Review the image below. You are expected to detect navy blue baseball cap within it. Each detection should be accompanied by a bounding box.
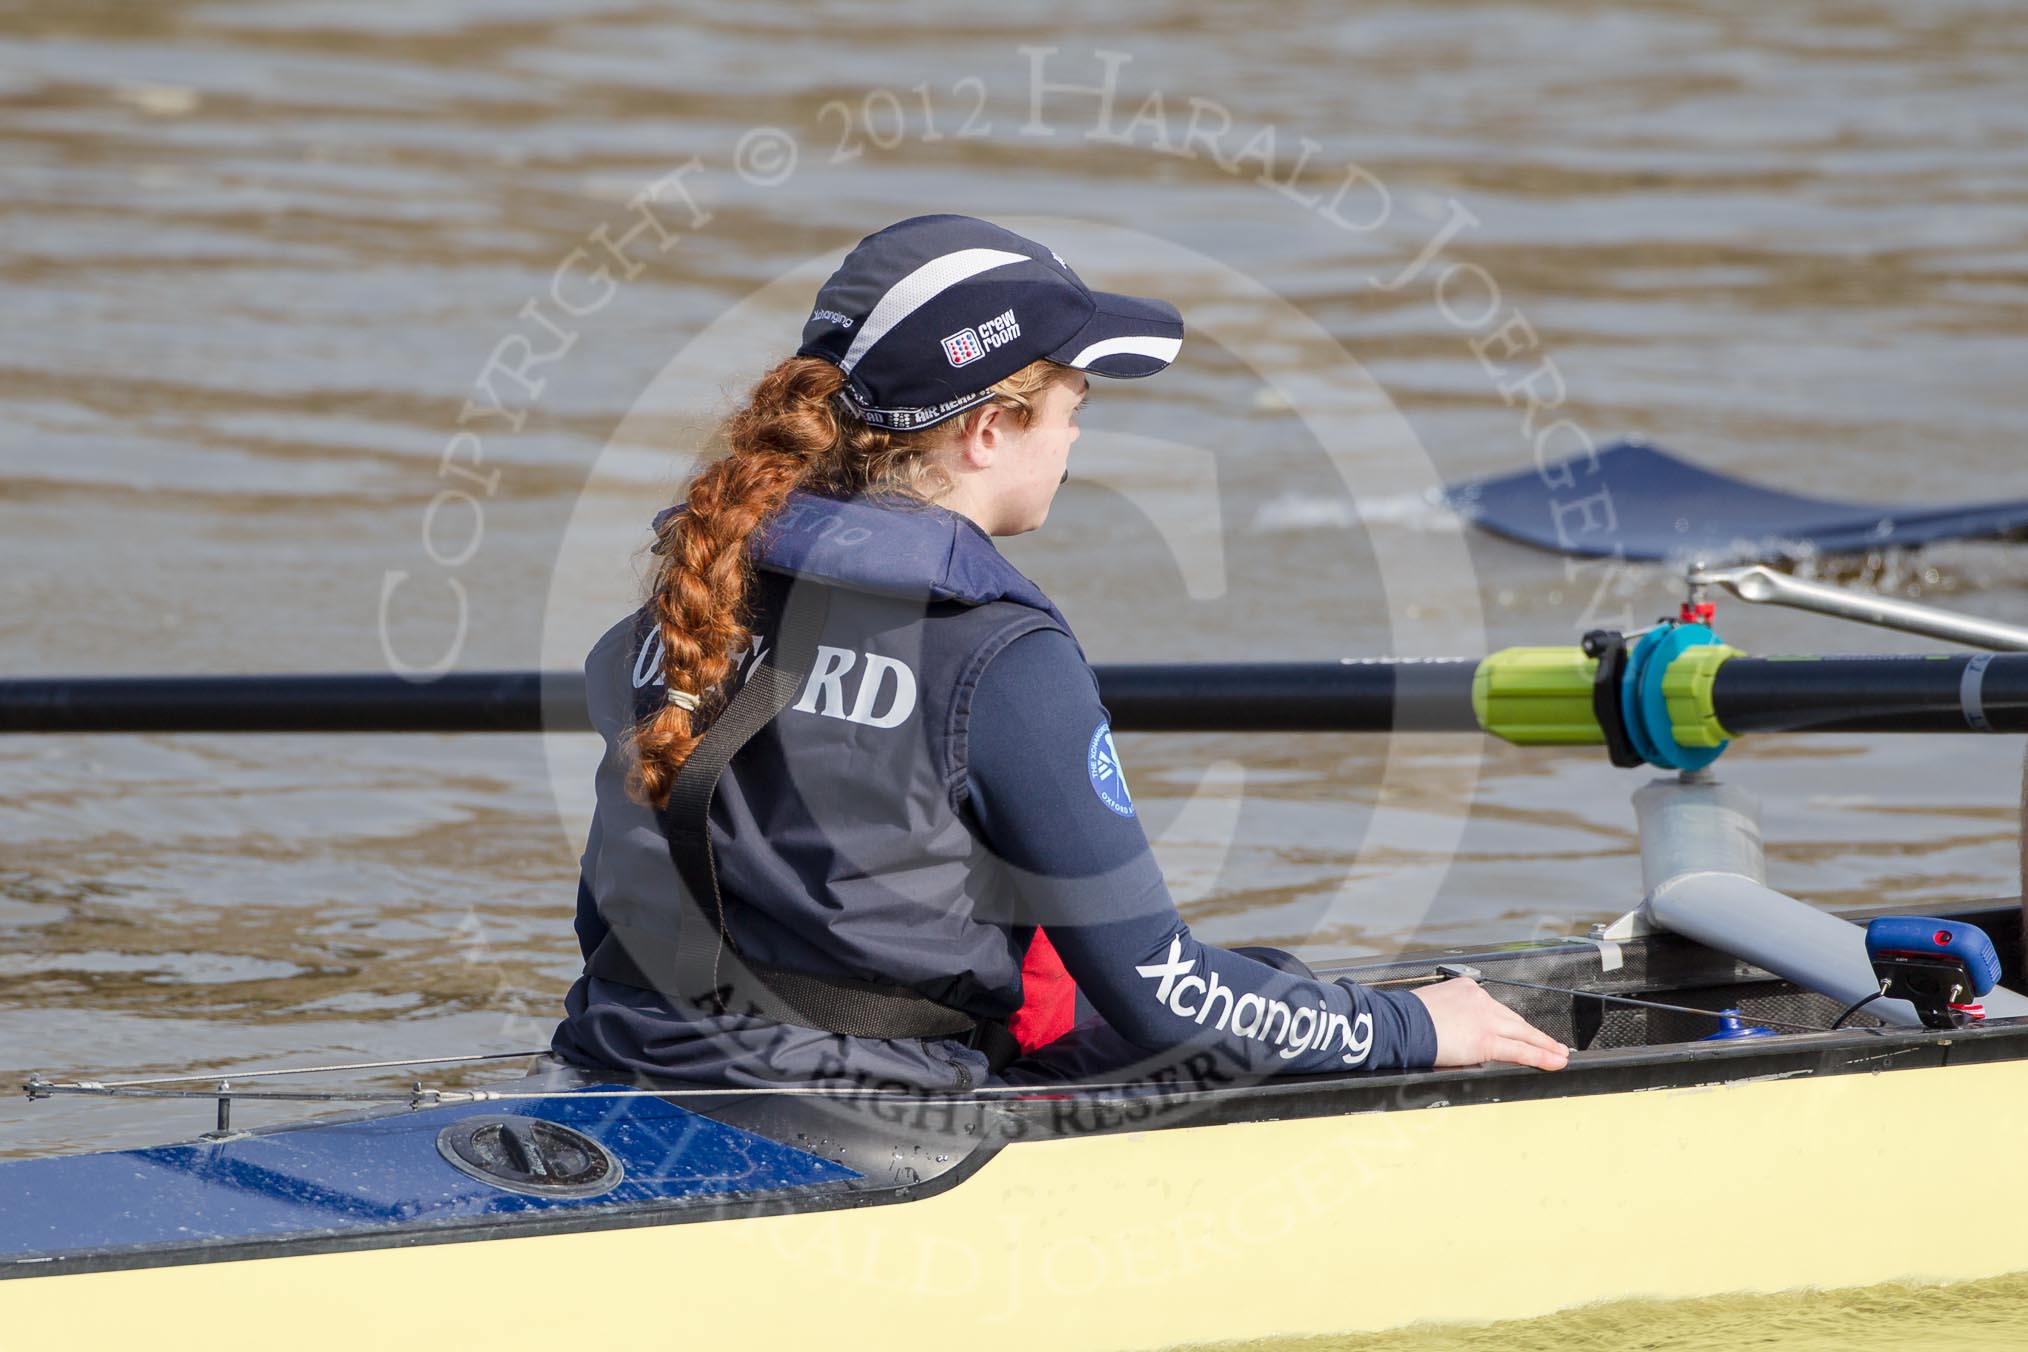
[797,215,1184,431]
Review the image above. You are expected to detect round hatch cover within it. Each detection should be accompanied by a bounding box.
[435,1115,623,1199]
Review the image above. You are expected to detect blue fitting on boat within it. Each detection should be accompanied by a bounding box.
[1620,623,1729,772]
[1701,1009,1778,1041]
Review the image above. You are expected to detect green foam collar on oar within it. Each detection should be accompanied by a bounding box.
[1471,646,1605,746]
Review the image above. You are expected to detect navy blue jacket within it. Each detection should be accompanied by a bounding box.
[551,492,1436,1086]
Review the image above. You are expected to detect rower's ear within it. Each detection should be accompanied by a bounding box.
[949,402,1011,470]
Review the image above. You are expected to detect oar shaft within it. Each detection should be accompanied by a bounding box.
[0,665,1483,736]
[2,653,2022,737]
[0,673,580,735]
[1096,661,1481,732]
[1714,654,2028,735]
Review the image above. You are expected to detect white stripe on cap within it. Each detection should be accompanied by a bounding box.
[837,248,1029,375]
[1063,335,1183,369]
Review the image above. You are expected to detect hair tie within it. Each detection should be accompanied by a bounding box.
[666,688,701,712]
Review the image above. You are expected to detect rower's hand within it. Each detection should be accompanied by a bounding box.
[1410,977,1570,1071]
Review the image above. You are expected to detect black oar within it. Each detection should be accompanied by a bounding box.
[0,666,1471,736]
[0,653,2023,736]
[0,672,586,735]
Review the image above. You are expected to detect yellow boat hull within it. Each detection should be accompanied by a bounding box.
[9,1055,2023,1350]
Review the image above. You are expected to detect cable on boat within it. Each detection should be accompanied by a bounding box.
[86,1049,554,1088]
[24,971,1855,1114]
[1830,991,1887,1030]
[20,1074,1232,1110]
[1434,964,1837,1034]
[26,1082,464,1106]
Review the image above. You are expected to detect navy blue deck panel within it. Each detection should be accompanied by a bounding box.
[1444,442,2028,564]
[0,1090,857,1265]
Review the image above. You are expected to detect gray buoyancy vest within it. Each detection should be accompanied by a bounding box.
[555,492,1074,1086]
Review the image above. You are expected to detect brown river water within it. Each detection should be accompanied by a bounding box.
[3,1,2027,1344]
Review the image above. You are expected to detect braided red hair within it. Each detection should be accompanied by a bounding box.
[625,354,1071,808]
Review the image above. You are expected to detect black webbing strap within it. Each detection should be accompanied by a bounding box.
[1583,628,1646,769]
[589,584,979,1042]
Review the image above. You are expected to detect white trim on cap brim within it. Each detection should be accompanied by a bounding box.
[1062,335,1183,370]
[837,247,1029,375]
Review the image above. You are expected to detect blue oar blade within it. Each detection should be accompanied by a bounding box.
[1443,442,2028,564]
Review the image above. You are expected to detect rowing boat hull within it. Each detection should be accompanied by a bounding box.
[8,906,2028,1347]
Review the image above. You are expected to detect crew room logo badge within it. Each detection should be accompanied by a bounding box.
[941,327,985,367]
[1087,721,1135,817]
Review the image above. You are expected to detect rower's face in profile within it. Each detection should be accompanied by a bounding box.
[995,372,1086,535]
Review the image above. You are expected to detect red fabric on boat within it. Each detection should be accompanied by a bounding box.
[1008,927,1078,1054]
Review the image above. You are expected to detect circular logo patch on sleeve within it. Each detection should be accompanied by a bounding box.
[1086,721,1136,818]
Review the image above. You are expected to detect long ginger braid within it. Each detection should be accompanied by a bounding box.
[625,354,1072,809]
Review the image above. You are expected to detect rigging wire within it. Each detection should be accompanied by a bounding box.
[1434,964,1837,1034]
[26,969,1908,1114]
[22,1076,1224,1107]
[87,1049,552,1088]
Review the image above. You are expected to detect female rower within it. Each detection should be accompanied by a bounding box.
[550,214,1568,1089]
